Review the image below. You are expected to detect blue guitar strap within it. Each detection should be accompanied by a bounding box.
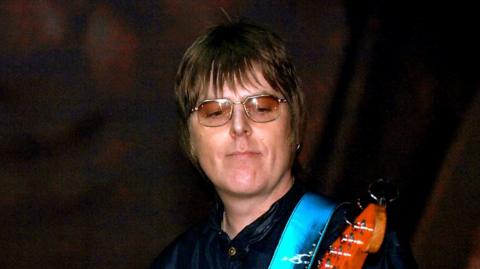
[268,192,336,269]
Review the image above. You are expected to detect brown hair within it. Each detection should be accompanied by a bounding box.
[175,20,305,170]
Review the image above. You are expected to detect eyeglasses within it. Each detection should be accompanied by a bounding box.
[191,94,288,127]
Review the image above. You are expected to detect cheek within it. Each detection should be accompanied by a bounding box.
[272,116,295,160]
[274,132,294,158]
[190,129,206,159]
[261,125,292,158]
[192,133,209,157]
[189,124,222,164]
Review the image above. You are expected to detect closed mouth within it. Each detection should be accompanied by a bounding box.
[226,151,261,157]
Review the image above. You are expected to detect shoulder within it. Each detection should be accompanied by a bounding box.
[149,224,205,269]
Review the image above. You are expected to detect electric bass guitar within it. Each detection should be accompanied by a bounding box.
[316,179,398,268]
[316,202,386,268]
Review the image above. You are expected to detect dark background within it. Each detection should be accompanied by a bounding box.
[1,1,479,268]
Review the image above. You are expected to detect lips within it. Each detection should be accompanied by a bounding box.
[226,151,261,157]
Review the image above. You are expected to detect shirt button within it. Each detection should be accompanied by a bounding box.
[228,246,237,257]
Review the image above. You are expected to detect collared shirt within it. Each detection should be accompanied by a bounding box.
[150,183,416,269]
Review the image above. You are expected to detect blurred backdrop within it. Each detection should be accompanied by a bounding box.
[1,1,479,268]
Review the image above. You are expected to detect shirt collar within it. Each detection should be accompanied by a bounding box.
[204,182,306,244]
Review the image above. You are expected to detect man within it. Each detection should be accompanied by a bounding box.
[151,20,416,269]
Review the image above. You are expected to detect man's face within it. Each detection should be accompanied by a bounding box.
[188,71,294,200]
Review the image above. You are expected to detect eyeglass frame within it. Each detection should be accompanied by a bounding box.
[190,94,288,127]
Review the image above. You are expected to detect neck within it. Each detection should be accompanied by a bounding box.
[219,177,294,239]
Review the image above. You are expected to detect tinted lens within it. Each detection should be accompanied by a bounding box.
[244,96,280,122]
[197,100,232,126]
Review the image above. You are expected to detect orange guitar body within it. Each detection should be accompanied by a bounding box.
[317,203,387,269]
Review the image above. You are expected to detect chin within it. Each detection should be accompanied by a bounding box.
[218,176,265,197]
[221,187,264,198]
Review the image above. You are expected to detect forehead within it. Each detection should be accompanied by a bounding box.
[200,68,278,100]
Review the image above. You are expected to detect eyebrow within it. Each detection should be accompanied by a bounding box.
[202,92,281,101]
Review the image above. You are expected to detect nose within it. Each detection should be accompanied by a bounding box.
[229,104,252,137]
